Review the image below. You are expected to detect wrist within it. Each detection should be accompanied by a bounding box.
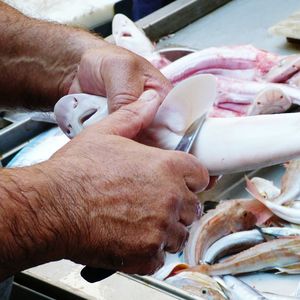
[0,163,68,278]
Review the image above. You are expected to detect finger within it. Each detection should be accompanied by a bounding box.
[103,55,145,112]
[206,176,218,190]
[120,250,165,275]
[171,151,209,193]
[165,222,189,253]
[90,89,161,139]
[179,192,201,226]
[104,54,171,112]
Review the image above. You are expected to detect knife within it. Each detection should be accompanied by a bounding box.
[80,113,207,283]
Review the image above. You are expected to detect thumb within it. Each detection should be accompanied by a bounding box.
[91,89,161,139]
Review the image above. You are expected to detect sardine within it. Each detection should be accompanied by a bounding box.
[186,237,300,276]
[203,227,300,264]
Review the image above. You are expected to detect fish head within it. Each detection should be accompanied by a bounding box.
[250,177,280,199]
[112,14,155,57]
[165,272,227,300]
[248,87,292,116]
[54,94,108,138]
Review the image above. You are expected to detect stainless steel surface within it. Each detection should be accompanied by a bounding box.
[158,0,300,55]
[136,0,232,41]
[0,114,51,165]
[175,114,206,153]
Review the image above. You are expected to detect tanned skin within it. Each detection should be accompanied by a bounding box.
[0,2,209,280]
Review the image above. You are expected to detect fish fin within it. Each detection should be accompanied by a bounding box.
[167,264,190,278]
[180,264,211,275]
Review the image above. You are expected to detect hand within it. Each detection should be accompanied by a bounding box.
[68,44,172,112]
[47,90,209,275]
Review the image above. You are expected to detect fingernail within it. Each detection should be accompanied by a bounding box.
[139,89,159,102]
[196,203,203,219]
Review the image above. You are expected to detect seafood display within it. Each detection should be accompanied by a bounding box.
[203,227,300,264]
[53,13,300,299]
[55,13,300,177]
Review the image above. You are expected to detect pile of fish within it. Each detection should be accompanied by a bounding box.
[56,14,300,177]
[54,14,300,299]
[113,15,300,299]
[159,159,300,300]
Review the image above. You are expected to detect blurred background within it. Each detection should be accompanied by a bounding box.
[3,0,175,37]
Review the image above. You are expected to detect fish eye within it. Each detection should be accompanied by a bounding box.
[201,288,208,294]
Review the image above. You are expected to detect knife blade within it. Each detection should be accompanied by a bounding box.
[175,114,207,153]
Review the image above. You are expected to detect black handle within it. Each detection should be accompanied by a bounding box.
[80,266,115,283]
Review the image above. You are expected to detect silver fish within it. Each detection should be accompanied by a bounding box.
[185,199,260,265]
[186,237,300,276]
[204,227,300,264]
[222,275,267,300]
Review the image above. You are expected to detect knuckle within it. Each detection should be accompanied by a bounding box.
[109,95,137,112]
[139,253,164,275]
[156,216,170,232]
[188,193,199,206]
[146,231,164,255]
[164,193,180,211]
[120,106,143,124]
[121,53,141,69]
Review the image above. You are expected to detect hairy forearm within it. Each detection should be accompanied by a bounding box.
[0,164,68,280]
[0,1,107,110]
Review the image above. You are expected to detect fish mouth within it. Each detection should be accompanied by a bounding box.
[80,109,97,125]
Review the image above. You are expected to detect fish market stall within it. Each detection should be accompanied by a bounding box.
[7,0,300,299]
